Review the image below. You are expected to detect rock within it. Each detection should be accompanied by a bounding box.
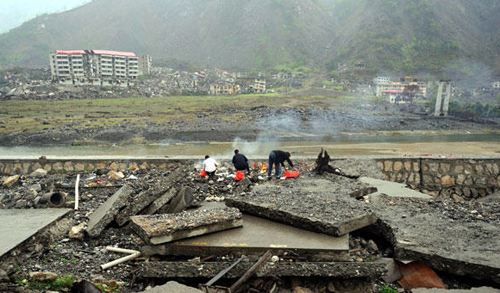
[30,168,47,178]
[3,175,20,188]
[367,240,378,252]
[327,282,336,292]
[29,271,58,282]
[69,222,86,240]
[293,287,314,293]
[107,171,124,180]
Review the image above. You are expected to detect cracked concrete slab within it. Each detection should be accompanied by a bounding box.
[0,209,71,257]
[139,261,387,279]
[115,166,187,226]
[142,213,349,261]
[226,178,376,236]
[130,207,243,244]
[371,195,500,284]
[86,184,134,238]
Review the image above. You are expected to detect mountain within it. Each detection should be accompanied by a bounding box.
[0,0,499,77]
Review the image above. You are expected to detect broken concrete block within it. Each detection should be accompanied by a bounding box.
[30,168,47,178]
[29,271,58,282]
[157,186,194,214]
[115,166,187,226]
[372,195,500,284]
[69,222,86,240]
[140,281,203,293]
[141,187,177,215]
[130,207,243,245]
[375,258,402,283]
[86,184,135,238]
[226,178,376,236]
[3,175,20,188]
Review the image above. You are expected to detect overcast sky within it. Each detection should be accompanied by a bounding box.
[0,0,91,33]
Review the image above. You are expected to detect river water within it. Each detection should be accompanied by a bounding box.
[0,133,498,159]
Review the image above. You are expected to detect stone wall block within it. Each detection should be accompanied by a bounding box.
[462,187,471,198]
[85,163,95,172]
[423,175,434,185]
[384,160,393,172]
[377,161,384,170]
[394,161,403,172]
[96,162,107,169]
[13,163,23,174]
[4,163,11,174]
[159,163,167,169]
[75,163,85,172]
[44,164,52,173]
[428,162,439,174]
[465,177,473,185]
[440,175,455,186]
[464,164,473,175]
[475,176,487,186]
[404,161,412,171]
[22,163,31,174]
[140,162,149,170]
[109,162,118,171]
[485,164,494,175]
[475,165,484,175]
[439,163,451,174]
[413,162,420,172]
[32,162,42,171]
[454,165,464,173]
[414,173,421,184]
[493,164,499,175]
[119,163,128,171]
[456,174,466,185]
[396,173,403,182]
[0,162,4,174]
[64,162,74,172]
[53,162,63,172]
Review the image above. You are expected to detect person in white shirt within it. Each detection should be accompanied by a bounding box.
[203,155,218,179]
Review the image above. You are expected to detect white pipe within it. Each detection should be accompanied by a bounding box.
[105,246,140,255]
[100,252,141,270]
[74,174,80,210]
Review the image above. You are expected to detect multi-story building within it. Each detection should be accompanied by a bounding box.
[375,76,427,103]
[139,55,152,75]
[49,49,140,86]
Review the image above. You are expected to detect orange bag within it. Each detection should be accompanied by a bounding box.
[199,170,208,177]
[284,168,300,178]
[234,171,245,181]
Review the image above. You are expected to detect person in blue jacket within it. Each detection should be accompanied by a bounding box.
[267,150,293,179]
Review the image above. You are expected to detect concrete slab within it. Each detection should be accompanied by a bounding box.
[0,209,71,257]
[86,184,134,238]
[226,178,377,236]
[359,177,431,199]
[115,166,187,226]
[371,195,500,284]
[412,288,500,293]
[141,187,178,215]
[130,207,243,245]
[139,261,387,279]
[142,214,350,261]
[157,186,194,214]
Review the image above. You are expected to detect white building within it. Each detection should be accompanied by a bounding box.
[50,49,139,86]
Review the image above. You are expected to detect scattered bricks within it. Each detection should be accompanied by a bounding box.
[64,161,74,172]
[86,184,135,238]
[3,175,20,188]
[157,186,194,214]
[130,207,243,245]
[139,261,387,279]
[384,161,393,172]
[226,178,376,237]
[115,166,188,226]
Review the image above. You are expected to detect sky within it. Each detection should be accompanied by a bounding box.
[0,0,91,34]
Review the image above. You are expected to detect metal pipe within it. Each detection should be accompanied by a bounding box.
[43,192,66,207]
[105,246,140,255]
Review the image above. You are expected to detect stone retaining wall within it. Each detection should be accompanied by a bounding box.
[376,158,500,199]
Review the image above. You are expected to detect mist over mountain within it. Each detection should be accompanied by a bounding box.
[0,0,499,77]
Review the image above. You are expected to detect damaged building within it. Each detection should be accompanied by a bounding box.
[49,49,149,87]
[375,76,428,104]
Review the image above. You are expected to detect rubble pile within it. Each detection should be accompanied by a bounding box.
[0,159,499,292]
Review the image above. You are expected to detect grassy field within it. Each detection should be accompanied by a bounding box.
[0,93,358,134]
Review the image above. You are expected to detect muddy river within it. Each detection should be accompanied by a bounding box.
[0,133,498,159]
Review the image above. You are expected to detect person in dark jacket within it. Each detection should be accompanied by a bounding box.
[267,150,293,179]
[232,149,250,174]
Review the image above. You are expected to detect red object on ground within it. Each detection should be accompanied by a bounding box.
[284,168,300,178]
[199,170,208,177]
[397,261,447,289]
[234,171,245,181]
